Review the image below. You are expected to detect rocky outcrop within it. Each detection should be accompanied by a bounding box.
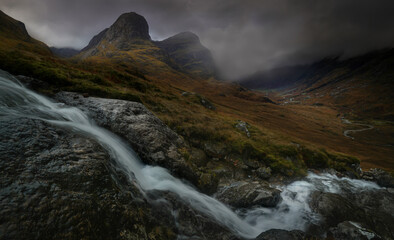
[235,120,250,138]
[79,12,153,58]
[55,92,199,185]
[361,168,394,188]
[309,189,394,239]
[0,117,178,239]
[216,181,281,208]
[82,12,150,53]
[0,96,239,239]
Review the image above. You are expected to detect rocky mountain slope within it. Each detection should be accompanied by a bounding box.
[156,32,216,78]
[79,12,215,78]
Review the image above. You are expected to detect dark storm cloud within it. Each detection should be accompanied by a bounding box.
[1,0,394,79]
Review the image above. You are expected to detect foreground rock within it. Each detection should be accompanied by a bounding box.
[361,168,394,188]
[55,92,199,185]
[0,118,176,239]
[309,189,394,239]
[0,114,238,239]
[216,181,282,208]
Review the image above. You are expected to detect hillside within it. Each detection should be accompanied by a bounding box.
[50,47,79,58]
[0,9,392,177]
[155,32,216,78]
[0,10,51,55]
[239,50,394,120]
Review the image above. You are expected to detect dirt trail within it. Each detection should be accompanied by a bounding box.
[342,118,374,140]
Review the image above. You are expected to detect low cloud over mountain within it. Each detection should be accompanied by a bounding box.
[1,0,393,79]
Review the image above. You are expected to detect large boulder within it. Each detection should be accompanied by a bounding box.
[216,181,282,208]
[0,107,239,239]
[55,92,199,185]
[0,117,177,239]
[309,189,394,239]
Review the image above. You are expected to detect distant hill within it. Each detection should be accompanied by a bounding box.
[0,10,51,55]
[155,32,215,78]
[50,47,79,58]
[239,49,394,120]
[79,12,215,78]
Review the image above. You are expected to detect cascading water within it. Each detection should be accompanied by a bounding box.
[0,70,382,239]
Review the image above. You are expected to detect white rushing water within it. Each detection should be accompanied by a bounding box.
[0,70,382,239]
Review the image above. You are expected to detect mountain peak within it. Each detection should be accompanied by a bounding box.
[106,12,151,42]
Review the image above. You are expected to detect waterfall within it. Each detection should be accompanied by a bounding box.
[0,70,381,239]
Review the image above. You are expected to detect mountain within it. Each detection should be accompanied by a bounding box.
[0,9,30,40]
[156,32,216,78]
[79,12,215,78]
[0,10,50,55]
[0,9,392,177]
[50,47,79,58]
[80,12,151,55]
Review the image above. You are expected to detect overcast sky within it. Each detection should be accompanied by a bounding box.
[1,0,394,79]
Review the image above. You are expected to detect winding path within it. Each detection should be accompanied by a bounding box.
[342,118,374,140]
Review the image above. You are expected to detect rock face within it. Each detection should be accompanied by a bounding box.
[0,117,177,239]
[361,168,394,188]
[0,93,239,239]
[105,12,151,42]
[216,181,281,208]
[309,189,394,239]
[156,32,216,78]
[80,12,152,58]
[55,92,199,185]
[82,12,150,52]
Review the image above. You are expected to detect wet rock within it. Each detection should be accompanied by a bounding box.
[199,172,220,195]
[146,191,240,240]
[256,167,272,180]
[255,229,307,240]
[361,168,394,188]
[15,75,49,90]
[328,221,382,240]
[0,118,177,239]
[235,120,250,138]
[216,181,281,208]
[309,189,394,239]
[55,92,199,185]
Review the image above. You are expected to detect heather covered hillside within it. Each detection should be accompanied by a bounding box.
[0,3,393,239]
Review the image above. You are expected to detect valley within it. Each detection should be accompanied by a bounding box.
[0,7,393,240]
